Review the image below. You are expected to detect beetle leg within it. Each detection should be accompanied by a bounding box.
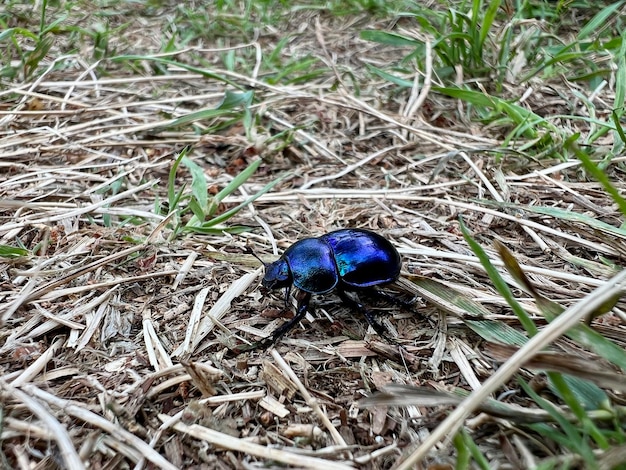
[370,288,416,310]
[283,285,291,309]
[337,289,397,344]
[259,291,311,349]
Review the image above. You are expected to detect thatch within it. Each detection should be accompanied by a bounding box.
[1,4,625,469]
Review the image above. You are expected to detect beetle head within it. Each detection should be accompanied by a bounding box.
[262,259,291,290]
[246,246,292,291]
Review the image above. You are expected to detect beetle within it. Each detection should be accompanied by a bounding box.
[254,228,406,347]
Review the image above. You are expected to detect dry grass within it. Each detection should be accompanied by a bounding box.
[1,3,626,469]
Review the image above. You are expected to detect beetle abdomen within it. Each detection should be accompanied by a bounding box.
[321,229,401,288]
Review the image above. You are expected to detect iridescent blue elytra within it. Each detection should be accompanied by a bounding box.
[258,228,402,346]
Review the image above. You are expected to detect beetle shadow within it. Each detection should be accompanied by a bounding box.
[231,284,420,355]
[339,286,420,342]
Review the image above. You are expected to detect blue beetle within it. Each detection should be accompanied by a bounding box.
[256,228,403,346]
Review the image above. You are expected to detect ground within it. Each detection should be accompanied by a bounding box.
[1,1,626,469]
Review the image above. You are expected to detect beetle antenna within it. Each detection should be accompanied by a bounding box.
[244,245,267,267]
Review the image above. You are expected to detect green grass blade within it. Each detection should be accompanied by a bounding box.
[459,217,538,336]
[189,172,287,230]
[208,158,262,216]
[556,374,611,412]
[433,87,557,138]
[433,86,493,107]
[496,236,626,372]
[522,379,599,466]
[405,275,530,346]
[465,320,529,347]
[614,31,626,117]
[566,137,626,216]
[111,55,242,88]
[161,90,253,130]
[577,1,624,40]
[555,322,626,372]
[364,63,414,88]
[0,245,29,258]
[492,202,626,240]
[39,0,47,35]
[183,225,253,235]
[24,34,53,78]
[187,197,205,223]
[453,432,471,469]
[0,28,38,41]
[182,156,208,212]
[406,275,493,317]
[611,30,626,150]
[611,110,626,145]
[168,147,189,211]
[547,372,609,449]
[462,428,491,470]
[185,158,262,228]
[480,0,501,50]
[219,89,254,109]
[359,30,421,47]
